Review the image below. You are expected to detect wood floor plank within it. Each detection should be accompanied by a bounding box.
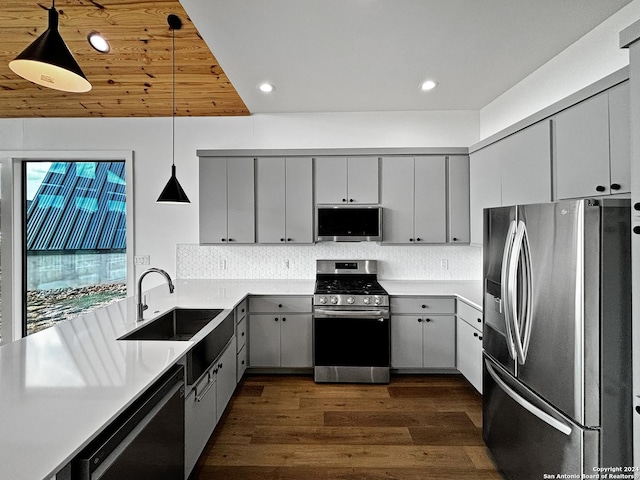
[251,425,414,445]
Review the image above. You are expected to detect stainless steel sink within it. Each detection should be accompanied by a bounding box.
[119,308,223,341]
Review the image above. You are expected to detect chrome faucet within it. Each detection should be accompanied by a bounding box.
[137,268,175,321]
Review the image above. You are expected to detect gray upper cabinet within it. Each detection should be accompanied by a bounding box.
[256,157,313,244]
[315,156,379,204]
[469,143,502,245]
[199,157,255,244]
[554,82,630,199]
[447,155,470,243]
[381,156,446,244]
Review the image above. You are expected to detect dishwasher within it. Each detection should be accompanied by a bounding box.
[72,364,185,480]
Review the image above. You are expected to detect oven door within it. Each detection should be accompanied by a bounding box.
[313,307,390,383]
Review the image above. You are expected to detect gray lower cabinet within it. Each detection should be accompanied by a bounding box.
[456,300,483,393]
[390,297,456,369]
[199,157,255,244]
[248,296,313,368]
[256,157,313,244]
[554,81,630,199]
[184,339,236,479]
[315,156,379,204]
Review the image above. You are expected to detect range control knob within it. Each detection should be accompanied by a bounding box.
[330,296,339,305]
[319,296,327,305]
[374,296,382,305]
[363,297,371,305]
[347,296,355,304]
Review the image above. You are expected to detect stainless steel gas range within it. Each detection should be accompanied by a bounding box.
[313,260,390,384]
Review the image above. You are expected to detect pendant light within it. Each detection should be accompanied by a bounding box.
[157,14,190,204]
[9,0,91,93]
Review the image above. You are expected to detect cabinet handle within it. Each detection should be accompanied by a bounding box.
[636,406,640,415]
[416,237,422,242]
[473,332,478,337]
[278,304,283,308]
[242,308,245,313]
[287,238,292,242]
[479,336,483,341]
[421,304,427,309]
[228,238,235,242]
[280,238,285,242]
[221,238,227,242]
[274,317,279,322]
[417,318,422,322]
[282,317,287,322]
[452,237,458,241]
[242,360,245,365]
[634,203,640,211]
[595,185,606,192]
[409,238,414,242]
[425,318,431,323]
[634,226,640,235]
[241,331,245,337]
[218,362,223,369]
[349,198,354,203]
[342,198,347,203]
[477,318,482,323]
[610,183,621,191]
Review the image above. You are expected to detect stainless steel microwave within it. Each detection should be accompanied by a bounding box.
[315,205,382,242]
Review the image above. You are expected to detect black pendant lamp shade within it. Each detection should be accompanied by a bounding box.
[157,14,190,204]
[9,4,91,93]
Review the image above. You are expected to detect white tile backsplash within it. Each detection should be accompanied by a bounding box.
[177,243,482,280]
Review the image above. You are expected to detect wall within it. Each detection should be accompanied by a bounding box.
[177,243,482,281]
[479,0,640,139]
[0,111,479,285]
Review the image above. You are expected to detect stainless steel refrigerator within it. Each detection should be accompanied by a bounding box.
[482,198,632,479]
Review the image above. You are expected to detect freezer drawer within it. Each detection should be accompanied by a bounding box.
[483,356,598,480]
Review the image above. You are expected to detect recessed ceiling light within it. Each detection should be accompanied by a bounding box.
[420,80,438,91]
[258,82,275,93]
[87,32,110,53]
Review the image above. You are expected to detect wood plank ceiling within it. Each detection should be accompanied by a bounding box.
[0,0,249,118]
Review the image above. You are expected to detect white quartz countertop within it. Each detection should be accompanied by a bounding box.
[0,278,481,480]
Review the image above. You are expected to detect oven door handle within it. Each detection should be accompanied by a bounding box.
[314,309,390,319]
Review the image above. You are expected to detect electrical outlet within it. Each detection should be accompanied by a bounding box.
[284,259,290,269]
[134,255,150,265]
[441,259,449,270]
[218,259,226,270]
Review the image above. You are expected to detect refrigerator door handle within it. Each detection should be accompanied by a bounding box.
[501,220,518,360]
[510,220,533,364]
[485,359,572,436]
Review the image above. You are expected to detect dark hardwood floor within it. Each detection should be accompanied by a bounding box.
[191,374,501,480]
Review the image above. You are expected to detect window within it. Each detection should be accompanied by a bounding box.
[23,161,128,336]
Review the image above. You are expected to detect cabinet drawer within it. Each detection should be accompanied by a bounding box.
[237,317,247,352]
[236,298,248,323]
[457,300,483,329]
[237,345,247,382]
[249,296,312,313]
[390,297,455,314]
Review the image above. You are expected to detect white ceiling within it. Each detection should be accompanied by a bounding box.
[180,0,632,114]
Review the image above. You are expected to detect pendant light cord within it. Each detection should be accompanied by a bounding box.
[172,25,176,168]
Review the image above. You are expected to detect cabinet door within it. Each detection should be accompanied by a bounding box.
[554,93,611,199]
[608,82,631,194]
[448,155,470,243]
[422,315,455,368]
[216,342,238,421]
[456,318,483,393]
[381,156,415,244]
[500,121,552,206]
[315,157,348,204]
[347,156,379,204]
[414,156,446,243]
[256,157,286,243]
[184,373,216,477]
[280,314,313,367]
[469,143,502,244]
[285,157,314,243]
[199,158,228,244]
[227,157,255,243]
[249,315,281,367]
[390,315,424,368]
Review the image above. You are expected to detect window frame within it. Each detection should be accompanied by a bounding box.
[0,151,134,344]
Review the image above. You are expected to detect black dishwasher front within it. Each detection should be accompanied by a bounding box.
[72,364,185,480]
